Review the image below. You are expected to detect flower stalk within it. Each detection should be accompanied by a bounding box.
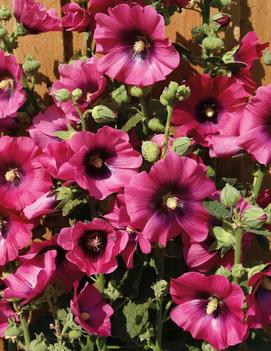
[19,312,31,350]
[161,105,173,159]
[252,166,265,202]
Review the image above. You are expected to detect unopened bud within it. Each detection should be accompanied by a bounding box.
[22,56,41,73]
[176,84,190,101]
[111,85,130,107]
[160,81,180,106]
[30,336,48,351]
[0,6,12,21]
[54,89,71,102]
[152,280,168,299]
[202,36,224,51]
[141,141,160,163]
[128,86,152,98]
[243,206,268,229]
[72,88,83,102]
[4,322,22,339]
[147,118,165,133]
[264,51,271,66]
[213,13,231,28]
[211,0,232,8]
[220,184,241,207]
[191,23,209,44]
[68,329,82,341]
[92,105,117,123]
[14,23,28,37]
[232,264,245,279]
[171,137,193,156]
[0,26,7,40]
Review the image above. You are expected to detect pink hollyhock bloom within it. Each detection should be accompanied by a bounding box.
[20,235,83,292]
[89,0,144,15]
[0,50,26,120]
[104,193,151,269]
[71,281,113,336]
[247,264,271,328]
[29,105,71,151]
[12,0,62,34]
[170,272,248,350]
[164,0,189,8]
[51,58,106,121]
[66,127,142,200]
[62,3,91,32]
[94,4,180,86]
[238,85,271,166]
[234,32,269,94]
[4,250,56,305]
[57,219,128,276]
[0,205,33,266]
[23,191,57,220]
[0,301,16,337]
[0,136,52,211]
[172,74,248,156]
[125,152,215,246]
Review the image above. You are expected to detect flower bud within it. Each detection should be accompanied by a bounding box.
[30,335,48,351]
[171,137,193,156]
[141,141,160,163]
[243,206,268,229]
[211,0,232,8]
[213,13,231,28]
[202,36,224,51]
[215,266,231,277]
[202,342,217,351]
[152,280,168,299]
[54,88,71,102]
[4,322,22,339]
[14,23,28,37]
[68,329,82,341]
[72,88,83,102]
[22,56,41,74]
[128,85,152,98]
[191,23,209,43]
[264,51,271,66]
[232,264,245,279]
[176,84,190,102]
[220,184,241,207]
[160,81,180,106]
[111,85,130,107]
[92,105,117,123]
[0,26,7,39]
[264,203,271,224]
[147,118,165,133]
[0,6,12,21]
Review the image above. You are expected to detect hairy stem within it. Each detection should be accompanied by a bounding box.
[161,105,173,159]
[233,227,243,283]
[96,274,105,294]
[19,312,31,350]
[201,0,211,24]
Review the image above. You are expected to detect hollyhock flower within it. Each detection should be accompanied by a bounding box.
[94,4,180,86]
[71,281,113,336]
[0,50,26,120]
[104,193,151,269]
[238,85,271,166]
[170,272,248,350]
[172,74,248,156]
[125,152,215,246]
[164,0,189,8]
[29,105,71,151]
[0,301,16,337]
[0,136,52,211]
[0,205,33,266]
[20,235,83,292]
[247,264,271,328]
[23,191,57,220]
[4,250,56,305]
[66,127,142,200]
[51,58,106,121]
[62,3,91,32]
[89,0,145,15]
[57,219,128,276]
[234,32,269,94]
[12,0,62,34]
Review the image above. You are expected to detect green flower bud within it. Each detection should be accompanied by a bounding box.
[191,23,209,44]
[0,6,12,21]
[92,105,117,123]
[202,36,224,52]
[30,336,48,351]
[22,56,41,74]
[111,85,130,107]
[0,26,7,40]
[152,280,168,299]
[232,264,245,279]
[14,23,28,37]
[4,322,22,338]
[211,226,235,248]
[54,89,71,103]
[211,0,232,8]
[147,118,165,133]
[220,184,241,207]
[264,51,271,66]
[68,329,82,341]
[128,86,152,98]
[215,266,231,277]
[141,141,160,163]
[72,88,83,102]
[160,81,180,106]
[264,203,271,224]
[176,84,190,102]
[243,206,268,229]
[202,342,217,351]
[247,263,268,280]
[171,137,193,156]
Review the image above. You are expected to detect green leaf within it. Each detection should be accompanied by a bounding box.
[204,200,231,220]
[62,198,85,216]
[122,113,142,132]
[123,301,149,339]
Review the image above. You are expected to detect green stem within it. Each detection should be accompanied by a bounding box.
[84,31,92,57]
[252,166,265,202]
[161,105,173,159]
[96,274,105,294]
[20,312,31,350]
[201,0,211,24]
[96,337,106,351]
[233,227,243,283]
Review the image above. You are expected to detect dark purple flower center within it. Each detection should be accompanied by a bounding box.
[0,72,15,96]
[79,230,107,256]
[195,98,221,124]
[153,183,186,216]
[0,216,8,238]
[0,164,23,187]
[84,148,114,180]
[122,30,153,61]
[261,276,271,290]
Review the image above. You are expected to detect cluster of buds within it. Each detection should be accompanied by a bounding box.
[160,82,190,106]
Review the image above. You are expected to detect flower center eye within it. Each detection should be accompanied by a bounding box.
[203,106,216,118]
[89,155,104,169]
[206,297,219,315]
[0,77,14,92]
[0,217,7,232]
[85,231,106,254]
[133,40,146,53]
[261,276,271,290]
[5,169,20,183]
[80,312,90,321]
[166,197,178,210]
